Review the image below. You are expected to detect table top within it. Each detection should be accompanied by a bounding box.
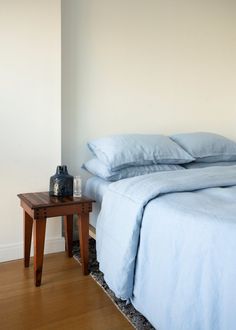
[17,192,94,209]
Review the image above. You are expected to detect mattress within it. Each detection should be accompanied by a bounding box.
[84,176,110,228]
[84,176,110,203]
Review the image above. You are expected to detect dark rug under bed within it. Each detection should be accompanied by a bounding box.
[73,239,155,330]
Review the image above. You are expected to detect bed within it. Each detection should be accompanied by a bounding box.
[83,133,236,330]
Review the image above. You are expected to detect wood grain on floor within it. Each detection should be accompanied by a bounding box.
[0,252,133,330]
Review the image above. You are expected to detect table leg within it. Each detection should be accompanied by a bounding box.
[64,215,73,257]
[24,211,33,267]
[78,213,89,275]
[33,218,46,287]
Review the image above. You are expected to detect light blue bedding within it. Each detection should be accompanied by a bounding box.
[83,158,184,181]
[171,132,236,162]
[183,161,236,169]
[96,166,236,330]
[88,134,194,170]
[84,176,110,204]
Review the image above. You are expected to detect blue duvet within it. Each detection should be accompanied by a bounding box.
[96,166,236,330]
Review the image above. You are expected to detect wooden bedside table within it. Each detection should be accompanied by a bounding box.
[17,192,94,287]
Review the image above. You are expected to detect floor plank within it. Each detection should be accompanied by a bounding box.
[0,253,133,330]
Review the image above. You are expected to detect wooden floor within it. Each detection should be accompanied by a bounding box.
[0,253,133,330]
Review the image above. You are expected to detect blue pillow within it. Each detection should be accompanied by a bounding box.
[171,132,236,163]
[183,161,236,169]
[82,158,184,181]
[88,134,194,171]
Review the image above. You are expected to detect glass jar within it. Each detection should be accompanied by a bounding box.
[73,175,82,197]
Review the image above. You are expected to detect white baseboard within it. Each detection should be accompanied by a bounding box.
[0,237,65,263]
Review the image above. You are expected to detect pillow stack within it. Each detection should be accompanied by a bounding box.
[171,132,236,169]
[83,134,194,181]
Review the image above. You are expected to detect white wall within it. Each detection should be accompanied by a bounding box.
[0,0,64,261]
[62,0,236,176]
